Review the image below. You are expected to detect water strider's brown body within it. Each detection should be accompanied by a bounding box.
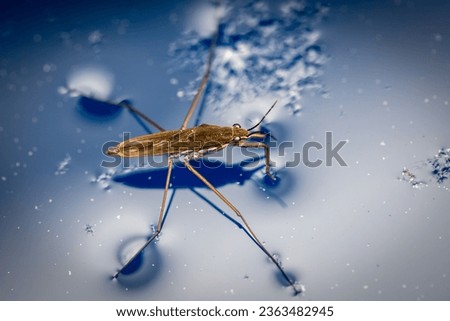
[108,124,250,158]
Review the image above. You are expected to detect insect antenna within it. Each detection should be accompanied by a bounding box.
[247,100,278,131]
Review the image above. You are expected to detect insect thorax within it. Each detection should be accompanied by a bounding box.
[170,124,247,155]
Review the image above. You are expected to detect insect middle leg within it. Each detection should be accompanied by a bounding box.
[113,157,174,279]
[182,158,300,295]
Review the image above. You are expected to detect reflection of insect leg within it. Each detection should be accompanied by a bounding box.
[113,158,174,278]
[183,158,300,295]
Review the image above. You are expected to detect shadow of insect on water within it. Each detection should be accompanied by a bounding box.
[77,95,123,120]
[114,160,263,189]
[113,158,296,208]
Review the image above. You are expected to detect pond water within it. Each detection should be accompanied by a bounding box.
[1,0,449,300]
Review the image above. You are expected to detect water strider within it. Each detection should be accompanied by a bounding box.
[104,19,301,296]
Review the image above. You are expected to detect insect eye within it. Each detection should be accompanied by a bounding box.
[233,123,241,128]
[233,136,240,142]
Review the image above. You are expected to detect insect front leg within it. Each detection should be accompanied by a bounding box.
[180,29,218,130]
[237,141,276,180]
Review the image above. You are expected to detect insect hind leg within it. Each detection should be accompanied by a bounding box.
[182,158,300,295]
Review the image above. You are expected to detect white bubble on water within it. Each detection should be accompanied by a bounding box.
[55,154,71,175]
[91,169,116,191]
